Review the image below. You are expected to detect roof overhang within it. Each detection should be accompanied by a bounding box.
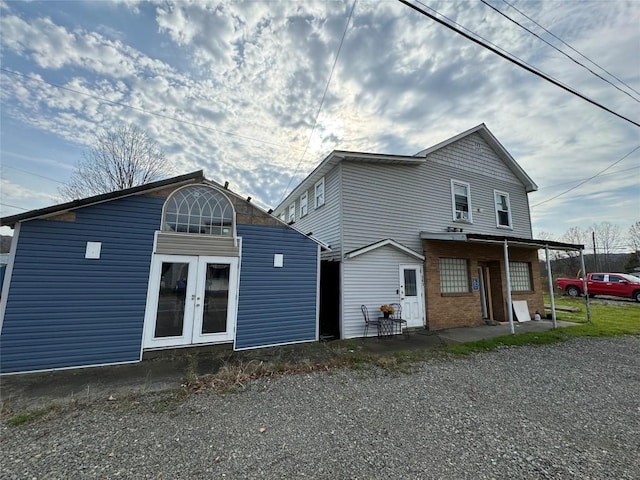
[1,170,206,228]
[415,124,538,193]
[345,238,425,261]
[275,151,424,212]
[420,232,583,251]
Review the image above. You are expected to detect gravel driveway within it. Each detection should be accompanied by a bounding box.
[2,336,638,479]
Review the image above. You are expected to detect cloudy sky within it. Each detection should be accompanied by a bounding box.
[1,0,638,244]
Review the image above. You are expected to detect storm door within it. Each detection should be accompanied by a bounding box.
[398,264,425,328]
[143,255,238,349]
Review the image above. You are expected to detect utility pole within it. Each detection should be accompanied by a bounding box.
[592,231,598,272]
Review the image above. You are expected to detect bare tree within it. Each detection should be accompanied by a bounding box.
[557,226,588,276]
[629,221,640,252]
[592,221,622,270]
[626,221,640,273]
[59,125,171,200]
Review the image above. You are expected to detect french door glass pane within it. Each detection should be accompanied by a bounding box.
[155,262,189,338]
[404,269,417,296]
[202,264,230,334]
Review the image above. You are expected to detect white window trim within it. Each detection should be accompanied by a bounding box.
[494,190,513,229]
[288,202,296,223]
[300,192,308,218]
[450,180,472,223]
[315,177,325,208]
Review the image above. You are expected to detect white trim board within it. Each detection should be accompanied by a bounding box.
[344,239,425,261]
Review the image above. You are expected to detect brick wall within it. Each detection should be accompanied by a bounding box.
[423,240,544,330]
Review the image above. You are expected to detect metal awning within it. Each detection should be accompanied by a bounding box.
[420,231,591,333]
[420,232,584,251]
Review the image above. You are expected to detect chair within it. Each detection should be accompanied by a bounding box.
[389,303,408,336]
[361,305,381,337]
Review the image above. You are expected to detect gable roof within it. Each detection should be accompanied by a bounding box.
[1,171,207,227]
[276,124,537,211]
[414,124,538,192]
[344,238,425,261]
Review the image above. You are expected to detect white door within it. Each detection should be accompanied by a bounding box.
[143,255,238,349]
[399,264,425,328]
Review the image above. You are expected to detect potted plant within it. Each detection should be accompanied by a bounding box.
[380,304,395,318]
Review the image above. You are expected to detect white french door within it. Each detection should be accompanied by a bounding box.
[143,255,238,349]
[399,264,425,328]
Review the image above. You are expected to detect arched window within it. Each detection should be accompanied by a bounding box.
[163,185,234,236]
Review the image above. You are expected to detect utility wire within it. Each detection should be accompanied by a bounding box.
[0,202,29,211]
[278,0,357,204]
[0,67,303,153]
[536,166,639,191]
[530,145,640,208]
[501,0,640,98]
[481,0,640,103]
[398,0,640,128]
[1,164,66,185]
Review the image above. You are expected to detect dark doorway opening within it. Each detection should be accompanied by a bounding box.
[319,260,340,339]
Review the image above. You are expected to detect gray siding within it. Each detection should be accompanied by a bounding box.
[235,224,318,349]
[342,246,420,339]
[274,166,342,260]
[341,134,533,254]
[0,196,164,374]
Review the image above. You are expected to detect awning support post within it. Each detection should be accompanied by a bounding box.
[503,239,514,334]
[545,245,557,328]
[579,249,592,324]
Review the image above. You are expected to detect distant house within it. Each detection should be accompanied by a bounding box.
[274,124,579,339]
[0,171,321,374]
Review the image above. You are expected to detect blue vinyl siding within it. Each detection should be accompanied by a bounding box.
[235,224,318,349]
[0,196,164,374]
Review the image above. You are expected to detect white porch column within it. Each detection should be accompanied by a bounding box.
[579,249,592,324]
[545,245,557,328]
[503,239,514,334]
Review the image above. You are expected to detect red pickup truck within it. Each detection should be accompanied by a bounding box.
[557,273,640,302]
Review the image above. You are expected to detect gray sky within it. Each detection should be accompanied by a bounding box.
[1,0,638,243]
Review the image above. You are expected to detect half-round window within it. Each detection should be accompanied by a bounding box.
[163,185,234,236]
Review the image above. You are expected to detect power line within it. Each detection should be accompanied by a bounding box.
[0,202,29,211]
[501,0,640,98]
[397,0,640,128]
[1,164,66,185]
[530,145,640,208]
[279,0,357,204]
[0,67,304,153]
[536,166,639,191]
[480,0,640,103]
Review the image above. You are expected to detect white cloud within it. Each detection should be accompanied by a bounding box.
[0,0,637,242]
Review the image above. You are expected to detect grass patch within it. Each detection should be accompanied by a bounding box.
[446,295,640,355]
[6,405,61,426]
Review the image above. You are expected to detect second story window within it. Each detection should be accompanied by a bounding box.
[315,177,325,208]
[451,180,472,222]
[300,192,308,217]
[494,191,512,228]
[288,202,296,223]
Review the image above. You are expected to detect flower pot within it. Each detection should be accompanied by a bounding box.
[383,312,390,318]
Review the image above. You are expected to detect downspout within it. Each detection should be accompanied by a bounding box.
[579,249,592,324]
[503,239,514,334]
[545,245,557,328]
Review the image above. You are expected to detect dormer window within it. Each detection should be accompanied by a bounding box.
[451,180,472,223]
[163,185,234,236]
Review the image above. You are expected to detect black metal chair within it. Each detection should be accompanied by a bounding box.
[389,303,408,336]
[361,305,381,337]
